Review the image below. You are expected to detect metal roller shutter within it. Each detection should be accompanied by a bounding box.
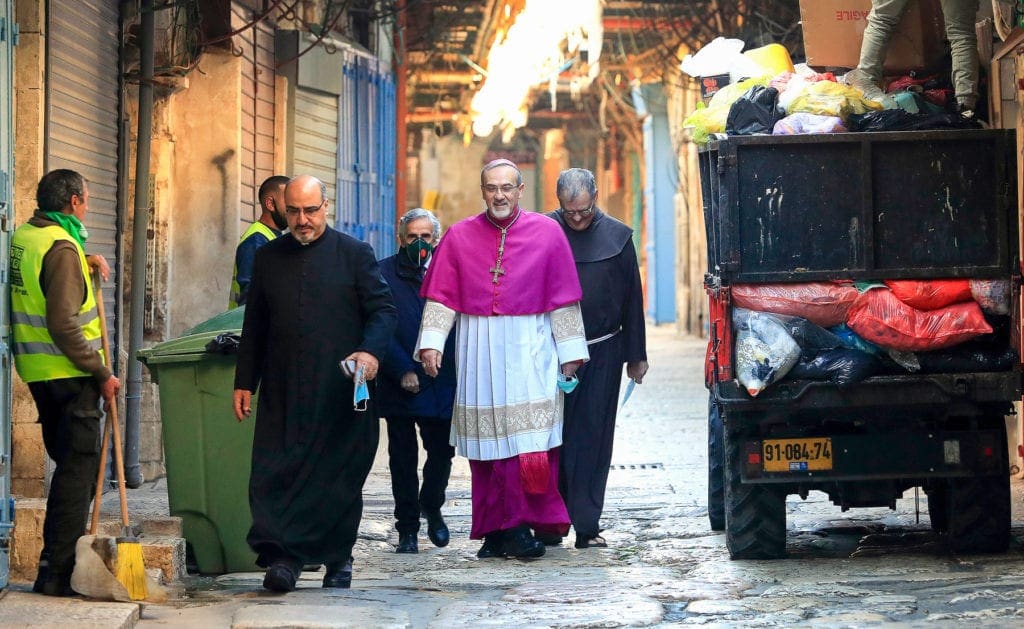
[46,0,121,352]
[234,3,276,224]
[293,88,339,221]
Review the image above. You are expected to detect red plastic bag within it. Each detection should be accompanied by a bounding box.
[847,289,992,352]
[884,279,972,310]
[731,282,858,327]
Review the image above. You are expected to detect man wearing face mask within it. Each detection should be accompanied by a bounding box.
[415,159,588,559]
[378,208,457,554]
[547,168,648,550]
[229,175,289,309]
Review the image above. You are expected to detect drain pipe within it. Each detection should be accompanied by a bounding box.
[123,0,155,488]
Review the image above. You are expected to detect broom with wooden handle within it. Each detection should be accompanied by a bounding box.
[93,270,147,601]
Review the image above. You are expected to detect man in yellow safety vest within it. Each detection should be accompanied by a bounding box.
[229,175,289,309]
[10,169,120,596]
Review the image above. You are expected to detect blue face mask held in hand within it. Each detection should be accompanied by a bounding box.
[557,373,578,394]
[353,365,370,411]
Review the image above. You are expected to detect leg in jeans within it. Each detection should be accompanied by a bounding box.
[385,415,421,534]
[29,377,102,583]
[856,0,913,84]
[417,418,454,512]
[940,0,980,109]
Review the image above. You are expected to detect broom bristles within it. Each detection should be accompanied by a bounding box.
[116,538,148,601]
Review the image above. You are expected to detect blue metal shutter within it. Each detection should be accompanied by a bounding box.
[337,52,395,259]
[46,0,121,351]
[0,0,14,591]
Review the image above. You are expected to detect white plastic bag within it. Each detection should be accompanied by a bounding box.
[680,37,769,83]
[733,308,801,397]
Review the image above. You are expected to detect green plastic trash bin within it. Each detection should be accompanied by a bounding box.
[185,306,245,335]
[138,319,258,574]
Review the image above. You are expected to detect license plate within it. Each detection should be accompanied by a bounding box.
[762,438,833,472]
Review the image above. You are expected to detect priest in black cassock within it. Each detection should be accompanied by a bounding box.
[547,167,649,549]
[233,174,396,592]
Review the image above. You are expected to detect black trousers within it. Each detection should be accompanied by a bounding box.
[28,377,103,577]
[559,334,623,538]
[385,415,454,534]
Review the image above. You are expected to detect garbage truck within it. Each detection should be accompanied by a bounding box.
[701,129,1020,559]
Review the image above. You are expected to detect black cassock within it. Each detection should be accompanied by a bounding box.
[234,228,396,566]
[549,209,647,538]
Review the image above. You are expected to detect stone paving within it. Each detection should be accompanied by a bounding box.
[4,324,1024,627]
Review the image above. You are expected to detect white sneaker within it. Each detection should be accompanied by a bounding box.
[845,69,886,102]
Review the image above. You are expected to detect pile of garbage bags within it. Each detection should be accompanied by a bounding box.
[732,279,1015,397]
[681,37,979,145]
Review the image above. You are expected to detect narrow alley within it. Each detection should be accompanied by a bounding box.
[4,324,1014,627]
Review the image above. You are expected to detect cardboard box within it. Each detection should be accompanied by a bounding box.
[800,0,946,73]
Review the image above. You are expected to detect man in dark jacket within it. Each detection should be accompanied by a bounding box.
[379,208,457,554]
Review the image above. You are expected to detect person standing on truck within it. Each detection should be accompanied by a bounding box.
[546,168,648,549]
[11,169,120,596]
[415,158,589,559]
[229,175,289,309]
[846,0,980,114]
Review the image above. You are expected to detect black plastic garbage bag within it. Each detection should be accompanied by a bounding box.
[788,348,878,387]
[778,316,842,360]
[726,85,783,136]
[846,109,980,132]
[917,346,1017,374]
[205,332,241,354]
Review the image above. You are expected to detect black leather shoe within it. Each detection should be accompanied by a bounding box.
[323,558,353,589]
[33,569,74,597]
[423,508,450,548]
[534,530,564,546]
[263,561,299,592]
[502,526,545,558]
[396,532,418,554]
[476,533,505,558]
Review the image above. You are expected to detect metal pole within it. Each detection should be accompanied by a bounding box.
[124,0,155,488]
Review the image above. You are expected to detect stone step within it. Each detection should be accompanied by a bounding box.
[9,500,185,585]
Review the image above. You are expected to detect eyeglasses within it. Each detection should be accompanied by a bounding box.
[285,199,326,216]
[481,184,520,195]
[561,203,595,218]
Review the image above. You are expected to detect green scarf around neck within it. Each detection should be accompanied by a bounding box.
[45,211,88,247]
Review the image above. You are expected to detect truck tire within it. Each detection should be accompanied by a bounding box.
[724,428,786,559]
[945,473,1011,553]
[708,396,725,531]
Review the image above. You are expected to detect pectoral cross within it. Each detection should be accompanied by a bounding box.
[490,228,509,284]
[489,262,505,283]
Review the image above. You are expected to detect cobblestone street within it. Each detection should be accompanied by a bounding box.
[127,324,1024,627]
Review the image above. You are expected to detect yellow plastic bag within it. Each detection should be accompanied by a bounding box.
[684,76,771,145]
[786,81,883,119]
[743,44,794,76]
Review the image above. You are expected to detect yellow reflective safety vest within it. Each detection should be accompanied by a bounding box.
[10,223,104,382]
[229,221,278,309]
